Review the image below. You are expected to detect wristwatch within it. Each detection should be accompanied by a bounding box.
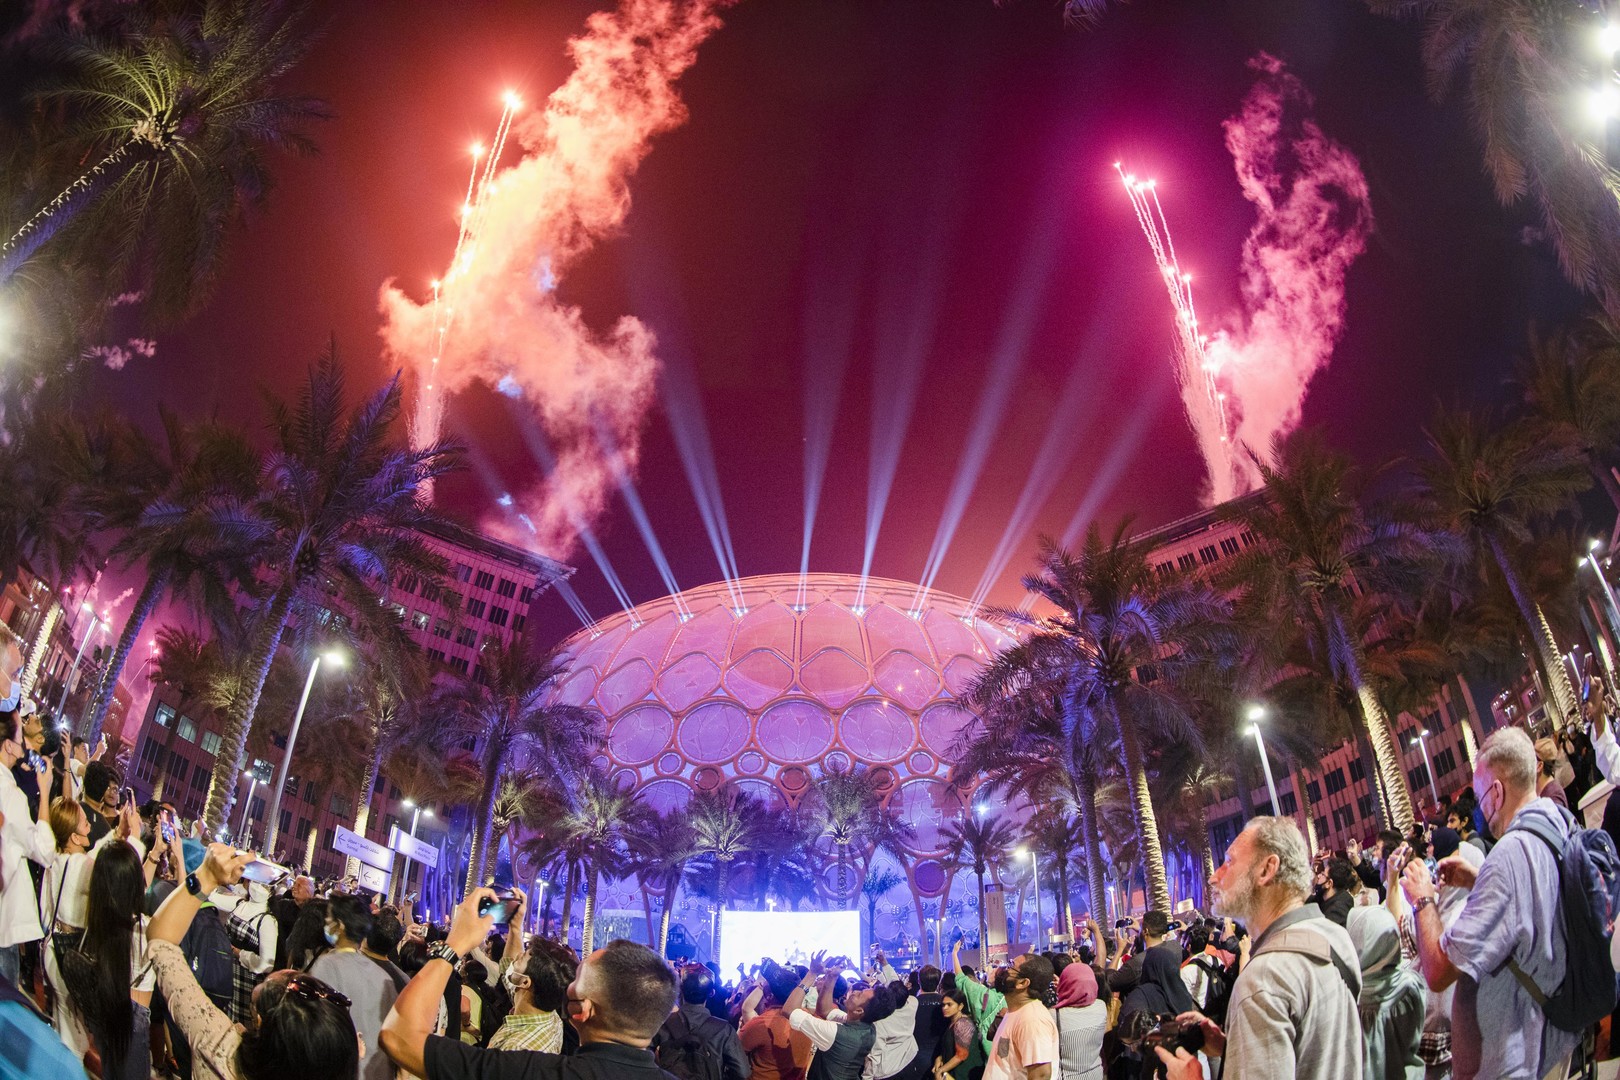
[1412,896,1438,916]
[427,941,463,967]
[185,872,204,897]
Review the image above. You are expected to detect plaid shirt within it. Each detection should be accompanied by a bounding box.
[225,904,276,1027]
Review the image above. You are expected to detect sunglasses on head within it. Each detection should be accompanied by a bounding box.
[281,975,352,1009]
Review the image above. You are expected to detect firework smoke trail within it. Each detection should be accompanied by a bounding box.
[1115,54,1371,503]
[382,0,734,556]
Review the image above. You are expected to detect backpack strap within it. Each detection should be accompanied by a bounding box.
[1252,924,1362,1001]
[1500,808,1574,1010]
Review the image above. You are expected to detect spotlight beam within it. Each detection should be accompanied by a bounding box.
[552,576,596,630]
[1058,369,1175,550]
[658,338,745,614]
[594,417,690,618]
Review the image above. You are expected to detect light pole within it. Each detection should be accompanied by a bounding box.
[391,800,431,903]
[1585,541,1620,676]
[1245,705,1282,814]
[1411,730,1440,811]
[1018,848,1044,951]
[533,878,549,936]
[52,603,99,727]
[236,770,260,845]
[263,649,344,854]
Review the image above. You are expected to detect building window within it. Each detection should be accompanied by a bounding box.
[420,581,441,603]
[412,611,429,630]
[1316,816,1329,840]
[496,577,517,598]
[1332,805,1355,830]
[322,828,334,853]
[396,572,420,594]
[280,809,293,837]
[1198,544,1219,565]
[488,606,509,627]
[1348,758,1366,782]
[454,626,477,647]
[190,767,207,791]
[1433,747,1457,777]
[329,791,348,815]
[1306,780,1321,804]
[1357,794,1374,820]
[427,648,447,665]
[455,563,473,583]
[474,570,495,591]
[1324,768,1347,794]
[449,656,470,675]
[1240,529,1257,547]
[464,598,486,619]
[432,618,452,640]
[1409,764,1431,791]
[519,585,534,604]
[297,817,311,839]
[512,613,526,634]
[1219,537,1241,557]
[388,602,406,620]
[201,731,222,756]
[177,716,198,744]
[136,738,163,784]
[441,591,462,612]
[1444,696,1460,725]
[1177,553,1198,572]
[1279,791,1297,815]
[1155,562,1175,577]
[155,703,175,729]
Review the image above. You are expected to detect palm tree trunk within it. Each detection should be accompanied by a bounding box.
[1073,762,1110,923]
[561,861,577,946]
[84,567,169,744]
[348,716,385,880]
[1291,764,1320,855]
[19,602,61,699]
[1117,719,1171,913]
[1331,609,1415,832]
[1195,801,1215,890]
[581,866,599,955]
[0,136,158,283]
[1489,535,1579,730]
[1055,860,1072,943]
[202,586,293,833]
[303,789,321,872]
[463,755,503,896]
[658,873,678,956]
[1235,761,1258,822]
[975,864,988,963]
[713,859,730,966]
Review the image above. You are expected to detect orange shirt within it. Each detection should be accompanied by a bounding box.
[740,1006,815,1080]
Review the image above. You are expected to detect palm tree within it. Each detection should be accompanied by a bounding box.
[283,711,366,872]
[0,407,98,598]
[1364,2,1620,321]
[686,782,773,966]
[0,0,329,318]
[81,409,262,743]
[984,525,1233,913]
[859,865,906,952]
[1518,316,1620,515]
[939,811,1017,960]
[1220,433,1443,831]
[198,350,460,835]
[1411,410,1590,730]
[428,639,599,894]
[341,621,432,876]
[628,808,696,955]
[803,763,916,905]
[563,768,653,955]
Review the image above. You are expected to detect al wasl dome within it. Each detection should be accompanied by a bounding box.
[547,573,1021,948]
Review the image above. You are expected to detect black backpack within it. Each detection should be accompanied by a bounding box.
[181,906,236,1010]
[1185,955,1230,1021]
[655,1010,727,1080]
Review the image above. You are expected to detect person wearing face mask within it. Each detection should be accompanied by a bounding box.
[0,660,56,989]
[488,937,576,1052]
[785,949,899,1080]
[310,892,400,1080]
[981,954,1057,1080]
[380,887,680,1080]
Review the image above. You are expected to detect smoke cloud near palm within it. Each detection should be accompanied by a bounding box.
[1209,53,1374,492]
[378,0,732,557]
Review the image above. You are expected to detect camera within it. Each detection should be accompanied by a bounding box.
[478,888,523,925]
[1138,1014,1205,1055]
[1115,917,1133,929]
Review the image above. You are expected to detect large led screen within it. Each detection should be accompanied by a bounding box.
[719,909,861,975]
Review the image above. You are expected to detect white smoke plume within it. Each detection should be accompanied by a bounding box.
[1207,53,1373,491]
[85,336,156,371]
[379,0,732,557]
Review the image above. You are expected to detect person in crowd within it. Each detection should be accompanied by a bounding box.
[80,760,122,845]
[1312,858,1356,928]
[932,988,982,1080]
[273,873,316,968]
[1053,958,1105,1080]
[902,964,947,1080]
[311,892,400,1080]
[739,960,814,1080]
[1386,825,1479,1079]
[221,876,281,1027]
[951,939,1002,1063]
[0,690,54,987]
[380,886,679,1079]
[653,963,752,1080]
[1399,727,1581,1080]
[1176,924,1225,1018]
[981,953,1057,1080]
[488,936,575,1052]
[60,839,157,1080]
[458,957,496,1046]
[869,977,919,1080]
[1118,947,1195,1038]
[1154,816,1363,1080]
[1532,738,1569,808]
[148,843,362,1080]
[287,896,333,970]
[11,702,50,819]
[1106,911,1180,995]
[1344,906,1423,1080]
[366,910,411,993]
[785,949,898,1080]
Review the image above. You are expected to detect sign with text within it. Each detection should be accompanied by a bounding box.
[332,825,393,871]
[389,825,439,868]
[983,882,1009,962]
[356,863,391,893]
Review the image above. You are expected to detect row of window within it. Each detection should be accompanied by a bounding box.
[1156,529,1260,576]
[406,564,534,605]
[154,704,223,756]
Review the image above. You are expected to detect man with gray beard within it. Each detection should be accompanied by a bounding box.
[1155,816,1363,1080]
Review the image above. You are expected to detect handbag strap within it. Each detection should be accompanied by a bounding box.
[42,860,69,945]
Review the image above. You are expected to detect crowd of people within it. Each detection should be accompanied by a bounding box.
[6,629,1620,1080]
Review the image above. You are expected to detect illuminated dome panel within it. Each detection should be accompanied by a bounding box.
[551,574,1019,898]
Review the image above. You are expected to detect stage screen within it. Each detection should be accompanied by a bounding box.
[719,910,861,974]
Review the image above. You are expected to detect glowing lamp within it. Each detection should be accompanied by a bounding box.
[1602,24,1620,54]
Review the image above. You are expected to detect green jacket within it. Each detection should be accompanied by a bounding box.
[955,974,1005,1057]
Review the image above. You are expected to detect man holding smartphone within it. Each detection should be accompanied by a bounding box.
[0,684,55,987]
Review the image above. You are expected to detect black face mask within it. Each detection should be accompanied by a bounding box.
[1473,804,1495,845]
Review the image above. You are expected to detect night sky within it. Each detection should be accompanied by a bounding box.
[80,0,1583,645]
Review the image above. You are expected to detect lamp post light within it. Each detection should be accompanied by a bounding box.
[1411,730,1440,811]
[235,770,260,846]
[1245,705,1282,814]
[1017,847,1043,952]
[392,800,432,903]
[263,649,345,854]
[1585,541,1620,675]
[52,603,100,727]
[533,878,549,936]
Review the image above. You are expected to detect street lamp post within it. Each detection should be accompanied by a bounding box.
[1019,848,1044,951]
[52,603,99,727]
[1585,542,1620,677]
[391,800,431,903]
[1411,730,1440,811]
[1245,705,1282,814]
[533,879,549,937]
[263,650,344,854]
[235,771,260,845]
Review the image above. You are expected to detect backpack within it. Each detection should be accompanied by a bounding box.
[655,1009,727,1080]
[181,905,236,1010]
[0,971,85,1080]
[1184,955,1230,1021]
[1505,804,1620,1032]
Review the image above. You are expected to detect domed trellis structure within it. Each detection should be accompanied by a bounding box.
[546,573,1023,948]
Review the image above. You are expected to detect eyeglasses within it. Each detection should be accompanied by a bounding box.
[281,976,351,1009]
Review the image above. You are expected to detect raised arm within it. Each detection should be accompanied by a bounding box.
[381,888,497,1078]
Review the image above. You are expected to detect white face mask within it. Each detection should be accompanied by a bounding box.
[503,960,526,996]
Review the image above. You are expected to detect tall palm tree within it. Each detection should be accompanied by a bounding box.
[686,782,773,966]
[428,639,599,895]
[939,811,1017,960]
[563,768,653,955]
[341,620,431,876]
[1411,410,1590,730]
[1364,2,1620,321]
[1518,316,1620,515]
[198,350,460,834]
[81,409,262,743]
[0,407,98,599]
[859,865,906,952]
[1,0,329,318]
[282,710,366,872]
[628,808,696,955]
[984,525,1233,913]
[1020,813,1083,941]
[803,763,916,905]
[1221,432,1442,831]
